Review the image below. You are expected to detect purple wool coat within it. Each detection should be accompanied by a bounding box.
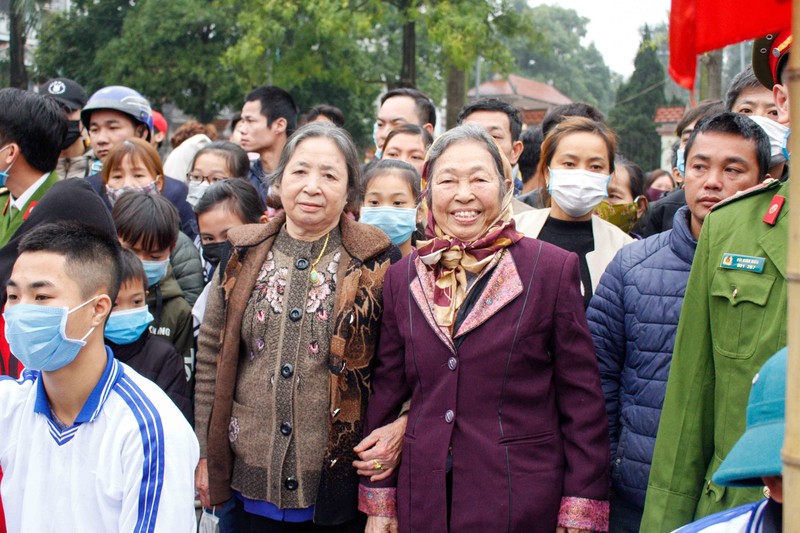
[360,237,610,532]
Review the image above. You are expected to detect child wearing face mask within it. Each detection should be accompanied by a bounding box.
[359,159,421,257]
[98,139,205,307]
[105,248,192,422]
[111,192,195,382]
[186,141,251,208]
[97,138,197,241]
[594,155,649,237]
[191,179,266,333]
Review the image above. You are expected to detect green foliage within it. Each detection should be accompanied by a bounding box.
[504,4,615,112]
[35,0,132,91]
[32,0,545,145]
[649,22,690,105]
[426,0,520,71]
[218,0,387,145]
[96,0,240,122]
[608,26,667,170]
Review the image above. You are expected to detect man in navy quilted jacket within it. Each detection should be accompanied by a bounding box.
[585,112,770,532]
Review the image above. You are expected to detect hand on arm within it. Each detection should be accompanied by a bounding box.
[353,414,407,481]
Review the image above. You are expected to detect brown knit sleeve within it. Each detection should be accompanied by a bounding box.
[193,274,225,458]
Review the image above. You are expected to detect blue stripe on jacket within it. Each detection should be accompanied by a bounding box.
[116,374,166,533]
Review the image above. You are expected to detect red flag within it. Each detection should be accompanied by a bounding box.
[670,0,791,90]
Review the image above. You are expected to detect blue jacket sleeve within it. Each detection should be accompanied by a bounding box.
[586,247,627,460]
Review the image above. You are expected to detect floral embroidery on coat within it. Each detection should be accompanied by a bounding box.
[254,251,287,314]
[306,252,340,314]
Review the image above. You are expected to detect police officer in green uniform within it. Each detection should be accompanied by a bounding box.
[0,89,67,248]
[641,30,793,531]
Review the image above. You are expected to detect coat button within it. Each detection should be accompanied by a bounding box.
[445,410,454,423]
[281,363,294,378]
[284,477,298,491]
[296,258,309,270]
[280,421,293,436]
[447,357,458,371]
[289,308,302,322]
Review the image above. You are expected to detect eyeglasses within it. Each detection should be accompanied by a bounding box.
[186,173,230,184]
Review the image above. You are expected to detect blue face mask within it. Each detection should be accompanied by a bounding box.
[3,297,97,372]
[360,206,417,245]
[141,258,169,287]
[676,147,686,177]
[104,305,153,345]
[372,122,383,159]
[0,144,15,187]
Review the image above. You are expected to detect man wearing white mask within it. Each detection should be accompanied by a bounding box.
[513,117,632,307]
[0,222,198,532]
[746,115,789,180]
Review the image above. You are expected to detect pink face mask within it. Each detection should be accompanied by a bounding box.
[106,181,159,207]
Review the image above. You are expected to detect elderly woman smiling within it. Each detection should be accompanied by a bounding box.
[360,125,611,533]
[194,123,399,531]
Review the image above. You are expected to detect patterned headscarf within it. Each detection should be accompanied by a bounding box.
[416,134,524,328]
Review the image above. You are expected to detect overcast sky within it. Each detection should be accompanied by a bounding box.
[533,0,672,77]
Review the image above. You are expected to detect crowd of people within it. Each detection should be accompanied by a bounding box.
[0,28,794,533]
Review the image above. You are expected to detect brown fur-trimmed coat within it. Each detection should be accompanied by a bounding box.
[194,212,399,525]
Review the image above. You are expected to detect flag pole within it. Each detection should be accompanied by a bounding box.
[785,0,800,530]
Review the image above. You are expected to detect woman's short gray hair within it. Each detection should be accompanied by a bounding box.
[425,124,509,198]
[269,123,361,209]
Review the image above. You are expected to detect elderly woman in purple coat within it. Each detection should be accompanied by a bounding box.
[358,125,610,533]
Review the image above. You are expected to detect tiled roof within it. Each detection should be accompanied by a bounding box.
[521,109,547,125]
[469,74,572,106]
[654,106,686,123]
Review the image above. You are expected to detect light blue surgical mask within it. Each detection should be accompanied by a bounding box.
[104,305,153,345]
[3,297,97,371]
[0,144,15,187]
[373,122,383,159]
[676,147,686,177]
[141,258,169,287]
[360,206,417,245]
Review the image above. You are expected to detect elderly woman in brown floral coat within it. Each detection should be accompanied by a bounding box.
[194,123,399,531]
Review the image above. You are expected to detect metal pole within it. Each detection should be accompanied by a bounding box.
[783,1,800,530]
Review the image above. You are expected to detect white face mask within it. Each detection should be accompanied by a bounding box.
[187,181,210,207]
[747,115,791,168]
[548,167,610,218]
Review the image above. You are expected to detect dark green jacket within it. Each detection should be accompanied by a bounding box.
[642,180,788,531]
[146,266,195,381]
[0,172,60,248]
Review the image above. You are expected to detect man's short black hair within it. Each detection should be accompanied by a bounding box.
[0,88,67,173]
[541,103,605,137]
[457,98,523,143]
[685,112,771,179]
[380,88,437,129]
[518,126,544,184]
[725,67,768,112]
[306,104,345,128]
[112,193,179,253]
[118,247,149,292]
[17,221,122,302]
[245,86,299,137]
[677,100,724,137]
